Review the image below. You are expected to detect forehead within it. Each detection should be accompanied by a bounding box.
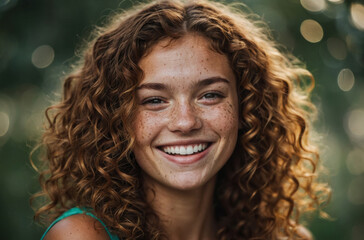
[138,34,235,85]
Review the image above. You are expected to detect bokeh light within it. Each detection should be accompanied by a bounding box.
[352,224,364,240]
[337,68,355,92]
[327,0,344,4]
[346,148,364,175]
[327,37,347,60]
[300,19,324,43]
[0,0,17,11]
[0,94,14,145]
[0,0,10,7]
[0,111,10,137]
[350,3,364,31]
[11,85,47,141]
[348,176,364,205]
[31,45,55,69]
[345,109,364,140]
[300,0,326,12]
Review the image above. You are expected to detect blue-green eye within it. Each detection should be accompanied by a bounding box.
[142,97,165,105]
[202,92,224,99]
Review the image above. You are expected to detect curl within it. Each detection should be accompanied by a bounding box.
[31,1,330,239]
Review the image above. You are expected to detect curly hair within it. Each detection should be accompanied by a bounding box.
[31,0,330,239]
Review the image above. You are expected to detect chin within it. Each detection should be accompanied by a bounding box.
[163,172,216,192]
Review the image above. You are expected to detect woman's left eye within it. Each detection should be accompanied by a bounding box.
[201,92,224,100]
[199,92,225,104]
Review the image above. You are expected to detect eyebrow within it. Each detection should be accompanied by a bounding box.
[136,77,230,91]
[195,77,230,88]
[136,82,168,91]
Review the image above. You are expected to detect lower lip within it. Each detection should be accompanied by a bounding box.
[158,144,212,165]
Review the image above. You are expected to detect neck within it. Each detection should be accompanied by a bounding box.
[144,176,217,240]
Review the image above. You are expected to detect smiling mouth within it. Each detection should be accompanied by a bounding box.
[159,143,210,156]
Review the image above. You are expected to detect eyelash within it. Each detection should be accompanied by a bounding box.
[201,92,225,100]
[142,97,166,105]
[141,92,225,107]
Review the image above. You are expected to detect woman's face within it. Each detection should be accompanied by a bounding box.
[133,34,239,191]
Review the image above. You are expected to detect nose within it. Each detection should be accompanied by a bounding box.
[168,100,202,133]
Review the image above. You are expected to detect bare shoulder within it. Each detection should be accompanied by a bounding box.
[43,214,110,240]
[296,225,313,240]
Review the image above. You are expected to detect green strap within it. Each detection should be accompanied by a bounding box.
[40,207,119,240]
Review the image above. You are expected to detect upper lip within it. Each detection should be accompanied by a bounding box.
[156,139,212,148]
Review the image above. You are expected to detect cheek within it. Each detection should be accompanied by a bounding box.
[134,111,159,144]
[202,102,239,134]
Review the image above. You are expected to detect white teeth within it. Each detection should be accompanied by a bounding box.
[180,146,187,155]
[186,146,193,155]
[162,143,208,155]
[194,145,198,152]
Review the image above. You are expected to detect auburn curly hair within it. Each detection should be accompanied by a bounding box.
[31,0,330,239]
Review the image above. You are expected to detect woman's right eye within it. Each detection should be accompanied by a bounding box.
[142,97,166,105]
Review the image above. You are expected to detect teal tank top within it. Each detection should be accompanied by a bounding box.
[40,207,119,240]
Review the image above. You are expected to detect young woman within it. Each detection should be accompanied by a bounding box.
[33,0,330,239]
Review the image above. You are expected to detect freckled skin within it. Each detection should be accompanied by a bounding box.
[133,34,239,191]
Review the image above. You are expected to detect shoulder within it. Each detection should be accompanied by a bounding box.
[276,224,313,240]
[296,225,313,240]
[43,214,110,240]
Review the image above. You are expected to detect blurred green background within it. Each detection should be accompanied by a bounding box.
[0,0,363,239]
